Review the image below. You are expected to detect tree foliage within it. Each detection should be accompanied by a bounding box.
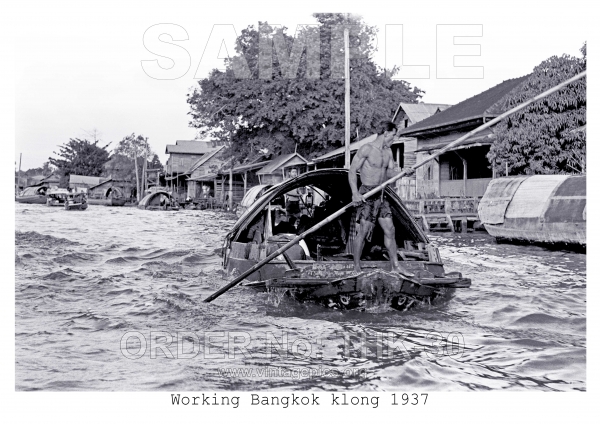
[488,43,586,175]
[187,13,422,162]
[18,161,55,177]
[49,138,111,178]
[109,134,155,200]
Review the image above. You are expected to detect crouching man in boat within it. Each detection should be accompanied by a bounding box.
[349,121,413,276]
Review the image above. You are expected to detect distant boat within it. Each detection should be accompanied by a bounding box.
[138,190,180,211]
[87,187,127,206]
[46,188,71,207]
[478,175,586,246]
[15,186,48,204]
[64,192,88,211]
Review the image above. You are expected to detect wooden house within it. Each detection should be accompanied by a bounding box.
[68,175,108,192]
[164,139,225,201]
[256,153,309,185]
[398,76,529,199]
[38,173,61,188]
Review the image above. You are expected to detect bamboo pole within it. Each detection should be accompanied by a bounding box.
[203,70,586,303]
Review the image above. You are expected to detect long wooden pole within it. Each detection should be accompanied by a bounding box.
[344,28,351,169]
[204,70,586,303]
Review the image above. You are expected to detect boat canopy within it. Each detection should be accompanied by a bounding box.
[138,190,176,208]
[104,186,125,198]
[20,186,46,196]
[225,169,428,258]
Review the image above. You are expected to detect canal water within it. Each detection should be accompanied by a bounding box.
[15,203,586,391]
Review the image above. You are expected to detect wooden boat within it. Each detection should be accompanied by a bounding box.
[87,187,127,206]
[222,169,471,310]
[15,186,48,204]
[478,175,586,246]
[46,188,70,207]
[138,190,180,211]
[64,192,88,210]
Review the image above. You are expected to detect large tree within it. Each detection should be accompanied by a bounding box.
[49,138,111,183]
[111,134,153,201]
[487,43,586,175]
[187,13,422,161]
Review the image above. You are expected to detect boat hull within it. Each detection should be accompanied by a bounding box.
[478,175,586,246]
[15,195,46,204]
[230,258,470,310]
[88,198,127,206]
[65,202,88,210]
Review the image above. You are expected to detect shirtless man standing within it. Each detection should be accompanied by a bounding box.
[348,121,413,275]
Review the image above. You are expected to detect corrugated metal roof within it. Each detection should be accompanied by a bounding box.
[188,173,219,181]
[187,145,225,173]
[256,153,308,175]
[69,175,107,185]
[313,134,377,162]
[230,160,272,173]
[89,178,113,190]
[414,133,494,152]
[399,76,530,136]
[165,140,215,154]
[400,103,451,125]
[40,173,60,183]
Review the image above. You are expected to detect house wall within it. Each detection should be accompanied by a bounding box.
[414,130,495,198]
[394,111,411,129]
[166,153,204,174]
[415,152,440,198]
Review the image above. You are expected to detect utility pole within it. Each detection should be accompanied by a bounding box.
[344,27,351,169]
[18,153,22,191]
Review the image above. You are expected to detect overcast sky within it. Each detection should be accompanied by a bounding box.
[11,0,590,170]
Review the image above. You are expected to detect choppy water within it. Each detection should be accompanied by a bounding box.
[15,203,586,391]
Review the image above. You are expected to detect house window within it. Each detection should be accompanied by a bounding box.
[404,119,409,128]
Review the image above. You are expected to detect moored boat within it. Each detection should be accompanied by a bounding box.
[15,186,48,204]
[87,186,127,206]
[222,169,471,311]
[236,184,272,218]
[138,190,180,211]
[478,175,586,246]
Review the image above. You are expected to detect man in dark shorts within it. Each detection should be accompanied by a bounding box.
[348,121,413,275]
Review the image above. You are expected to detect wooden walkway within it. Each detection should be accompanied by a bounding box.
[403,198,483,233]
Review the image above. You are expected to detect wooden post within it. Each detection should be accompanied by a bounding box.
[462,159,467,197]
[505,162,508,177]
[344,27,351,169]
[142,154,147,196]
[213,177,217,208]
[243,171,247,195]
[228,167,233,210]
[221,175,225,202]
[460,217,468,233]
